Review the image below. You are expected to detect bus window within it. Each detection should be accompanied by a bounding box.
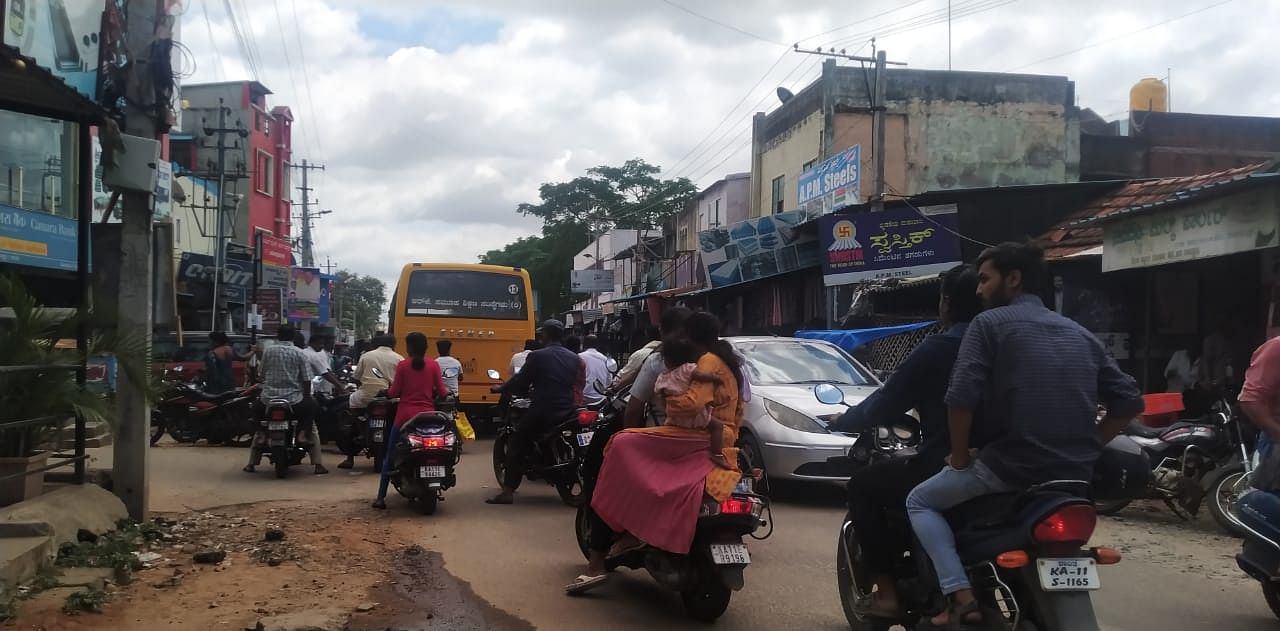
[404,270,528,320]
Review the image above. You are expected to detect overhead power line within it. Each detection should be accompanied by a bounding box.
[1006,0,1237,72]
[796,0,933,44]
[199,0,225,81]
[658,0,786,46]
[221,0,259,80]
[824,0,1016,50]
[290,0,325,161]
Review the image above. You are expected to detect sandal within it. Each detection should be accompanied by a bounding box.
[607,537,645,559]
[916,599,983,630]
[854,595,901,620]
[564,573,609,595]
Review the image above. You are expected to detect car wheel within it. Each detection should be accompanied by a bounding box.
[737,432,769,495]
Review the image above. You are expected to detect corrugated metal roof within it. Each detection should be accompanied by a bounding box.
[1041,163,1279,260]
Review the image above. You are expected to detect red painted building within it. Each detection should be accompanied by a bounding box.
[170,81,293,246]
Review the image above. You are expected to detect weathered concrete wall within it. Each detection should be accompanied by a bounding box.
[831,112,909,197]
[755,110,822,216]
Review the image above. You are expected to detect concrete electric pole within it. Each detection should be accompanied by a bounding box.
[113,0,168,520]
[200,99,248,331]
[291,160,325,267]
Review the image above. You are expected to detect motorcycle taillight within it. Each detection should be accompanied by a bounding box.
[269,409,288,421]
[719,497,756,515]
[577,410,599,426]
[1033,504,1097,544]
[408,434,455,449]
[369,404,385,417]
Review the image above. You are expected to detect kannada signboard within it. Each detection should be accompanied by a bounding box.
[254,288,282,335]
[697,208,821,288]
[1102,186,1280,272]
[818,204,962,286]
[798,145,861,215]
[0,204,77,271]
[570,269,614,293]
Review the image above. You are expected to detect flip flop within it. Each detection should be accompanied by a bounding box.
[485,494,514,505]
[564,574,609,595]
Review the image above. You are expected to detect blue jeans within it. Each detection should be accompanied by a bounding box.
[906,459,1015,595]
[1239,490,1280,541]
[376,422,402,500]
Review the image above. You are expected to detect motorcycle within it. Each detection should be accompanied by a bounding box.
[254,398,313,478]
[150,367,258,446]
[1232,489,1280,620]
[570,384,768,623]
[313,376,355,444]
[387,394,462,514]
[817,384,1120,631]
[1095,396,1254,532]
[489,369,596,506]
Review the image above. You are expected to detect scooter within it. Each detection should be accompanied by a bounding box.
[254,398,312,478]
[818,384,1122,631]
[388,394,462,515]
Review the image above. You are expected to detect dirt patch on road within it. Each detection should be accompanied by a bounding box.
[1100,500,1253,585]
[7,500,528,631]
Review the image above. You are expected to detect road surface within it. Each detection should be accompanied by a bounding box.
[91,439,1278,630]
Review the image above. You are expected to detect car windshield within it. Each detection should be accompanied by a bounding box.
[734,341,875,386]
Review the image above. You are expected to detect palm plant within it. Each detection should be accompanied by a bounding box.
[0,274,152,459]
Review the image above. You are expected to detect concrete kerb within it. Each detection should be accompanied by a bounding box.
[0,484,129,590]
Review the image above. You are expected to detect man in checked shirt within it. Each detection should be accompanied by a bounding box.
[906,242,1143,629]
[244,324,328,475]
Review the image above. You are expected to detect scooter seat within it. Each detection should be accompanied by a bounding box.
[1125,419,1198,440]
[402,412,456,435]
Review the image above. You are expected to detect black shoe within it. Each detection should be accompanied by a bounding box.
[371,498,387,509]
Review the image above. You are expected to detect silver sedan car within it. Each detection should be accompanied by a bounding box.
[727,337,881,484]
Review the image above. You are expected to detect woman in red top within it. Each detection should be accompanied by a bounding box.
[373,332,448,509]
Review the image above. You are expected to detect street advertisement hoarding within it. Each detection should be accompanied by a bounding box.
[254,288,282,335]
[818,204,962,287]
[798,145,860,215]
[287,267,321,319]
[257,232,292,289]
[0,203,77,271]
[570,269,614,293]
[2,0,108,100]
[176,251,251,303]
[697,208,820,289]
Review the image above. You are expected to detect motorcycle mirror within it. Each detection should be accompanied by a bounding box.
[813,383,846,406]
[487,369,502,380]
[172,365,185,373]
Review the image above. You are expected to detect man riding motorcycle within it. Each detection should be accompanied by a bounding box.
[486,319,585,505]
[339,334,403,470]
[244,324,326,475]
[831,264,984,620]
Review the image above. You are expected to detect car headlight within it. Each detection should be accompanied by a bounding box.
[763,399,829,434]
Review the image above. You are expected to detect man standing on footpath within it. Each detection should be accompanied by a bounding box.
[906,242,1143,628]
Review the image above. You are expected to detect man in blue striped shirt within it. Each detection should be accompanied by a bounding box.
[906,242,1143,629]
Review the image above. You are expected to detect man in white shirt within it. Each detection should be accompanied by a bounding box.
[303,334,343,396]
[436,339,462,395]
[509,339,539,377]
[612,326,660,389]
[579,335,616,405]
[1165,348,1200,393]
[339,334,403,469]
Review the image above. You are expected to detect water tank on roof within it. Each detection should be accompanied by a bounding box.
[1130,78,1169,113]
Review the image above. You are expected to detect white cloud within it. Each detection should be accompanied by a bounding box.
[178,0,1280,291]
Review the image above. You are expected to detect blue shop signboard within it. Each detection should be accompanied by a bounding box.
[798,145,860,215]
[818,204,961,286]
[0,205,78,271]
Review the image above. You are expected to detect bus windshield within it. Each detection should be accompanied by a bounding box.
[404,269,528,320]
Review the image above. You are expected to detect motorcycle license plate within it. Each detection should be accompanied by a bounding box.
[576,431,594,447]
[369,419,386,429]
[709,543,750,565]
[1037,558,1100,591]
[372,430,384,443]
[267,421,289,431]
[419,465,447,479]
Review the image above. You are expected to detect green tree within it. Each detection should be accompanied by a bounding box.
[483,158,695,317]
[333,270,386,339]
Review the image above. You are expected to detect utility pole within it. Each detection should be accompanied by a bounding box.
[113,0,167,520]
[794,45,904,211]
[201,99,247,331]
[291,159,325,267]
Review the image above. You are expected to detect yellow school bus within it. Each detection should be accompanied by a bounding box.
[388,263,535,415]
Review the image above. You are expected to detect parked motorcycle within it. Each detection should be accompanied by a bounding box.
[1095,396,1254,533]
[1232,490,1280,620]
[490,369,595,506]
[254,398,312,478]
[150,367,258,446]
[574,473,767,622]
[387,395,462,515]
[817,384,1120,631]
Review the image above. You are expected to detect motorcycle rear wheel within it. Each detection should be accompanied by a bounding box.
[273,446,288,479]
[492,431,510,488]
[836,525,893,631]
[573,506,592,561]
[149,412,165,446]
[556,473,585,507]
[416,493,439,516]
[168,419,199,444]
[681,581,731,623]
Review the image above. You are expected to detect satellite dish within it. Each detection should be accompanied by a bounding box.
[777,87,795,103]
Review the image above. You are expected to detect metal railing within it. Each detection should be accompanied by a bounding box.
[0,364,88,485]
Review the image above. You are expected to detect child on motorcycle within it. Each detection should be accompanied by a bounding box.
[655,335,730,469]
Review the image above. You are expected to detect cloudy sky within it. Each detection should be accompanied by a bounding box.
[179,0,1279,290]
